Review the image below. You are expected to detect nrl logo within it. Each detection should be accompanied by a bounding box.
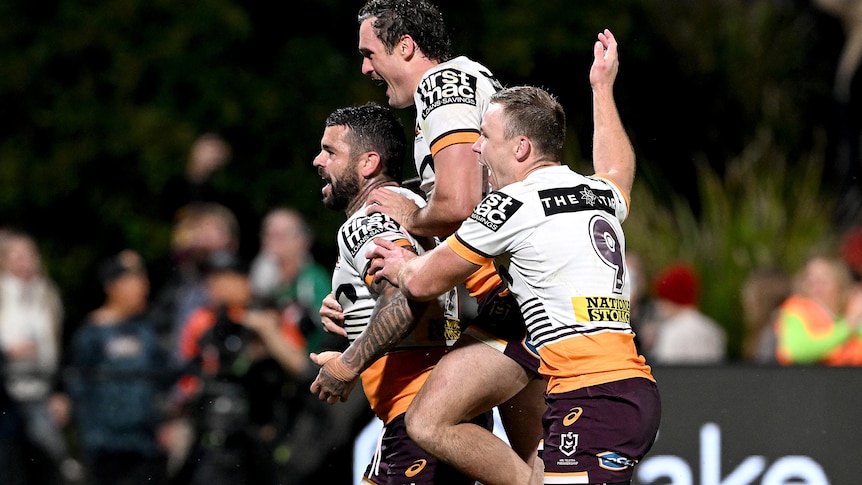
[559,431,579,457]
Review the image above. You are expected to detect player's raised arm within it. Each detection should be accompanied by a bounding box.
[590,28,635,200]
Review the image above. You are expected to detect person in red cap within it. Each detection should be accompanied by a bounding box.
[647,263,727,364]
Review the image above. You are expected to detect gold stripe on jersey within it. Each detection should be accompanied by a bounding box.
[544,471,589,484]
[591,173,631,217]
[464,263,501,299]
[429,131,480,157]
[539,332,654,394]
[445,235,502,298]
[360,347,447,425]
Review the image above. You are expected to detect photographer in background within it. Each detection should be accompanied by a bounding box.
[65,249,173,485]
[171,250,307,485]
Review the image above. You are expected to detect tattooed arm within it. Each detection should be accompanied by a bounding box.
[309,274,427,404]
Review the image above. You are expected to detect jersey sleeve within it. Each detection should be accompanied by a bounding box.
[589,174,630,222]
[417,61,499,156]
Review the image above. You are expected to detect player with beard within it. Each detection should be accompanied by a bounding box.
[309,102,479,484]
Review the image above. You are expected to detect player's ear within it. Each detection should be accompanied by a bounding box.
[400,34,417,59]
[514,136,531,160]
[360,152,382,177]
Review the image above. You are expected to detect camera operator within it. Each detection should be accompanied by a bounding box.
[171,250,308,485]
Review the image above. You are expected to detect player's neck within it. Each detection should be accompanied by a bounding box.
[346,178,399,216]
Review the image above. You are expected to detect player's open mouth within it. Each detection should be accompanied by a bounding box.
[320,171,332,195]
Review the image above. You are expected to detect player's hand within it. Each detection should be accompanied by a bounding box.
[366,238,417,285]
[319,293,347,337]
[367,188,420,231]
[589,28,619,90]
[309,351,358,403]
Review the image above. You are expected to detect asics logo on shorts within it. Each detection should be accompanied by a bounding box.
[563,407,583,426]
[405,459,427,477]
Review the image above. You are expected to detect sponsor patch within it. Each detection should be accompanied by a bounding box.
[339,212,404,257]
[597,451,636,471]
[538,185,617,216]
[419,68,479,119]
[470,191,522,231]
[571,296,631,324]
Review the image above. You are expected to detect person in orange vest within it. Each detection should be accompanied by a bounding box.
[775,254,862,365]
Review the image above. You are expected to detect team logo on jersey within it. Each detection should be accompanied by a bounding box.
[559,431,579,456]
[339,212,404,257]
[538,185,617,216]
[419,68,479,119]
[470,191,522,231]
[597,451,636,471]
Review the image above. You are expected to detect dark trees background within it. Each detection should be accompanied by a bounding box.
[1,0,858,355]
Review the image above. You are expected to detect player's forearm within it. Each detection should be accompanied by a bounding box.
[339,286,424,375]
[592,86,635,196]
[397,249,468,302]
[404,198,471,238]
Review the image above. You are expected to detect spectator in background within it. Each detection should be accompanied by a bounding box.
[160,133,258,260]
[185,133,232,203]
[627,251,659,351]
[160,133,233,225]
[0,337,27,485]
[248,208,333,354]
[774,253,862,365]
[150,202,242,362]
[0,228,76,484]
[172,250,307,485]
[247,211,372,484]
[840,225,862,325]
[740,267,792,364]
[65,250,173,485]
[648,263,727,364]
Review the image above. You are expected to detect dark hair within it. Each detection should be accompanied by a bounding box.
[97,249,146,287]
[325,102,407,183]
[490,86,566,160]
[358,0,453,62]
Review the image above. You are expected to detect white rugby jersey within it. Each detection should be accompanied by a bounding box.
[332,186,460,423]
[332,186,459,348]
[413,56,502,197]
[446,166,654,394]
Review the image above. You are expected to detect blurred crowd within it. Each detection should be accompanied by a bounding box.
[629,225,862,366]
[0,134,373,485]
[1,133,860,485]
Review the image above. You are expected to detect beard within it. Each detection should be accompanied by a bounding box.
[323,168,361,212]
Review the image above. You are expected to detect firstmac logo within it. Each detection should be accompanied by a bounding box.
[470,192,522,231]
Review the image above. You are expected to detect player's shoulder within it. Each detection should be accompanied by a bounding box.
[337,200,412,258]
[382,185,427,208]
[419,56,501,92]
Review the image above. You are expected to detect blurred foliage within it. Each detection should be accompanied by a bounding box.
[625,126,836,359]
[0,0,856,357]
